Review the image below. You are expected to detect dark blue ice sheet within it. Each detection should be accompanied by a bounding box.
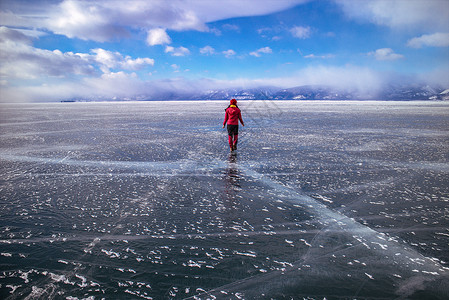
[1,101,448,299]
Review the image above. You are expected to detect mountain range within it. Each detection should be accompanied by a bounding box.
[68,84,449,102]
[151,84,449,101]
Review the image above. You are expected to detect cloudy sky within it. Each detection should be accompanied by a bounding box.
[1,0,448,102]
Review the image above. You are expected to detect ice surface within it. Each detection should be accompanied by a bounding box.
[1,100,449,299]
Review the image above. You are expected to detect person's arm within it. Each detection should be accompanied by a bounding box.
[238,111,244,126]
[223,110,229,128]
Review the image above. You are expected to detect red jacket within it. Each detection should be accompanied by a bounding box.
[223,106,244,126]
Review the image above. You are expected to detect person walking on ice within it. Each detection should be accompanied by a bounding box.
[223,98,244,152]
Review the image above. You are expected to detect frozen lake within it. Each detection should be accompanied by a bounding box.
[1,100,449,299]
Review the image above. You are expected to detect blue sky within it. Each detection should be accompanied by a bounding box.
[0,0,448,102]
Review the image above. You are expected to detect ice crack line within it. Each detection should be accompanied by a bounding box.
[187,157,448,298]
[1,152,446,275]
[0,153,196,174]
[238,162,446,273]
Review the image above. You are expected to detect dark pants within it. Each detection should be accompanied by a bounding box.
[227,124,239,136]
[227,125,239,147]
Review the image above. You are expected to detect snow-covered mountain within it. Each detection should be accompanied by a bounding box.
[64,84,449,102]
[377,84,447,100]
[439,89,449,100]
[186,84,449,101]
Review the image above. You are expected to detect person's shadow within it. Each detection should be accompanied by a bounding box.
[226,152,240,189]
[221,152,241,213]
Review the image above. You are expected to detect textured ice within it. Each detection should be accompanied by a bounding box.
[1,100,449,299]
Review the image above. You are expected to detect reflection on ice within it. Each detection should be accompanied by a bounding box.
[1,101,448,299]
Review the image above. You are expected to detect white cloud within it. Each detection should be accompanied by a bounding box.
[418,66,449,87]
[258,65,386,98]
[250,47,273,57]
[335,0,449,30]
[0,27,154,82]
[0,27,94,80]
[222,24,240,32]
[179,0,309,24]
[200,45,215,55]
[0,25,31,44]
[146,28,172,46]
[407,32,449,48]
[1,0,307,42]
[304,54,335,59]
[0,10,43,29]
[165,46,190,56]
[179,65,387,99]
[171,64,180,72]
[3,64,445,103]
[290,26,311,39]
[76,71,150,100]
[91,48,121,72]
[257,26,282,41]
[44,0,206,42]
[123,57,155,70]
[222,49,236,58]
[208,27,222,36]
[46,0,130,42]
[368,48,404,61]
[14,28,48,39]
[91,49,154,72]
[0,74,220,102]
[257,27,272,35]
